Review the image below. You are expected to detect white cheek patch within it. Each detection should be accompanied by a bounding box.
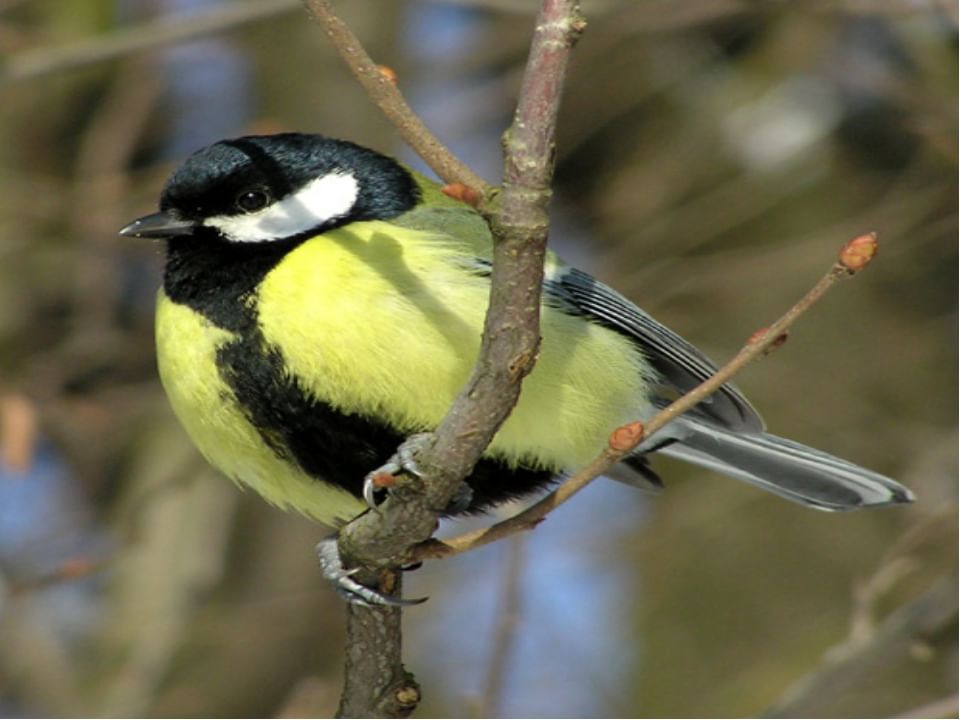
[204,172,359,243]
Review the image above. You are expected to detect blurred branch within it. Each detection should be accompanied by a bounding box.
[895,694,959,719]
[847,507,956,647]
[71,56,161,343]
[0,0,301,86]
[621,0,955,33]
[1,392,38,472]
[413,233,879,562]
[1,0,947,89]
[474,536,526,718]
[96,433,238,717]
[301,0,491,195]
[431,0,617,12]
[0,592,84,714]
[8,557,109,596]
[763,577,957,718]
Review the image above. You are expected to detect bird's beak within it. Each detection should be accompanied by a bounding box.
[119,211,198,239]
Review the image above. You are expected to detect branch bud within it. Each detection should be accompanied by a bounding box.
[376,64,398,85]
[441,182,481,207]
[609,421,645,453]
[839,232,878,273]
[747,327,789,355]
[395,686,420,707]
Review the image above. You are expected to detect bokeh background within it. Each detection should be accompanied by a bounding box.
[0,1,956,717]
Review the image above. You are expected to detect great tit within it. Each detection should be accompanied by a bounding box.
[121,133,912,602]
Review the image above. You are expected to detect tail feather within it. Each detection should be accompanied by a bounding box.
[652,418,913,511]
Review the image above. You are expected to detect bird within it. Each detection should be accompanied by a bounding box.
[120,132,913,604]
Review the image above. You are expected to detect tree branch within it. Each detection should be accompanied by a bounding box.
[337,600,420,719]
[301,0,492,196]
[412,232,880,561]
[305,2,584,717]
[762,578,957,718]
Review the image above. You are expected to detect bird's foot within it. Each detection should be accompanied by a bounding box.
[315,536,428,607]
[363,433,432,509]
[442,482,474,516]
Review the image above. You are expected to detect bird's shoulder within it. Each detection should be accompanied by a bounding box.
[398,171,489,234]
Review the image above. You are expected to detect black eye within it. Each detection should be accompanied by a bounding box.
[236,189,270,213]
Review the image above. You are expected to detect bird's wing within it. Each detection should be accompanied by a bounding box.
[545,266,765,432]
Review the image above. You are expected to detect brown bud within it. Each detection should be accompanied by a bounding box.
[839,232,878,273]
[395,686,421,707]
[441,182,481,207]
[609,421,645,452]
[747,327,789,354]
[377,65,398,85]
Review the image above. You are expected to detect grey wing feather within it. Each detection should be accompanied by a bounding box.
[541,265,912,511]
[547,267,764,432]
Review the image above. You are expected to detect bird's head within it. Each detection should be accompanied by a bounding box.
[120,133,421,244]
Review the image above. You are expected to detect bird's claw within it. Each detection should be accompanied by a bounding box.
[362,433,432,510]
[315,536,428,607]
[442,482,474,516]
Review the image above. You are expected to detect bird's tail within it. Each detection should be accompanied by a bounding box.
[652,417,914,511]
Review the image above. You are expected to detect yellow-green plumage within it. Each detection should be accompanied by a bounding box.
[125,132,910,543]
[157,203,652,526]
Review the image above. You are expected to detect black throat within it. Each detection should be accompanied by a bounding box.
[163,234,301,331]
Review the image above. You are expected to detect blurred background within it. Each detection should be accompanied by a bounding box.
[0,0,956,717]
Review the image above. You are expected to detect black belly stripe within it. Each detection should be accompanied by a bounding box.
[216,325,556,513]
[163,236,557,513]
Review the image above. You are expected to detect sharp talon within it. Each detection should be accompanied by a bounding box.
[315,536,427,607]
[362,475,381,510]
[396,439,426,478]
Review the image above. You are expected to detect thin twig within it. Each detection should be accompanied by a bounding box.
[71,56,162,344]
[0,0,301,86]
[412,234,877,561]
[847,507,955,647]
[301,0,492,196]
[762,578,956,718]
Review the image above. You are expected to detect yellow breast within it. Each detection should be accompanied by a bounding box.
[156,218,652,526]
[257,220,652,472]
[155,292,365,525]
